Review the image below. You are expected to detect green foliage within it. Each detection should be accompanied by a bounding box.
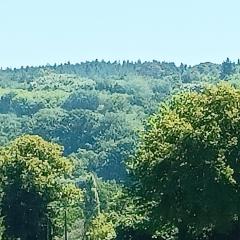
[128,83,240,238]
[0,135,82,240]
[0,113,25,145]
[1,59,240,239]
[220,58,236,79]
[0,88,68,116]
[62,89,100,111]
[0,59,226,182]
[86,213,116,240]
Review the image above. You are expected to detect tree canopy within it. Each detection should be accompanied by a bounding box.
[1,60,240,239]
[128,83,240,239]
[0,135,82,240]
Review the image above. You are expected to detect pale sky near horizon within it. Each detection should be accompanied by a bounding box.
[0,0,240,68]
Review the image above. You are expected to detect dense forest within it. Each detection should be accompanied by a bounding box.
[0,58,240,240]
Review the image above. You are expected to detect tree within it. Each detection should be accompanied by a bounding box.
[220,58,236,79]
[0,135,82,240]
[86,213,116,240]
[62,90,100,111]
[128,83,240,239]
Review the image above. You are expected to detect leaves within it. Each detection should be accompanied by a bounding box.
[1,135,83,239]
[129,83,240,238]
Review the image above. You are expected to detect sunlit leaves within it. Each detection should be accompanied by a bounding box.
[129,83,240,238]
[86,213,116,240]
[0,135,82,239]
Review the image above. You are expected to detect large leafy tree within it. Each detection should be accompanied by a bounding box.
[128,84,240,239]
[0,135,82,240]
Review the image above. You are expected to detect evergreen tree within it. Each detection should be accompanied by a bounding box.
[220,58,236,79]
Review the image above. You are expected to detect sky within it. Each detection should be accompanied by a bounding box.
[0,0,240,68]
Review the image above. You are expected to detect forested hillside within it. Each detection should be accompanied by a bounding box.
[0,58,240,240]
[0,59,239,179]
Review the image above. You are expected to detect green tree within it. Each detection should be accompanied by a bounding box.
[220,58,236,79]
[62,89,100,111]
[128,83,240,239]
[0,135,82,240]
[86,213,116,240]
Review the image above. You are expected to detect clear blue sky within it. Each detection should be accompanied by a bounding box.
[1,0,240,68]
